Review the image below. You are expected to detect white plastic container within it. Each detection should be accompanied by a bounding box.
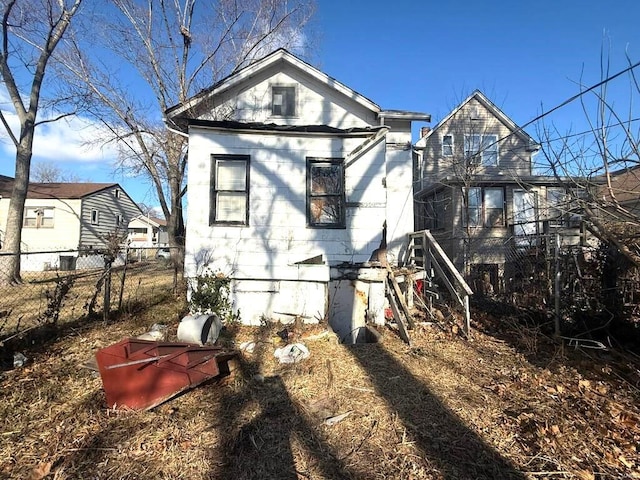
[177,314,222,345]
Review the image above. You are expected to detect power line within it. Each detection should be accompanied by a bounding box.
[459,60,640,156]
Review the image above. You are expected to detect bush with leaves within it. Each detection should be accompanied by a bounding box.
[189,272,240,323]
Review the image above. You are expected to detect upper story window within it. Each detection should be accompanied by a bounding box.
[463,187,505,228]
[91,209,99,225]
[271,85,296,117]
[442,134,454,156]
[113,188,120,198]
[24,207,54,228]
[464,134,499,166]
[116,214,124,227]
[307,158,345,228]
[210,155,250,226]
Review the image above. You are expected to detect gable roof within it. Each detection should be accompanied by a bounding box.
[166,48,430,124]
[130,214,167,228]
[0,176,119,200]
[416,90,537,149]
[602,165,640,206]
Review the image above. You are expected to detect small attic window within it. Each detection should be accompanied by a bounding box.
[114,189,120,198]
[271,85,296,117]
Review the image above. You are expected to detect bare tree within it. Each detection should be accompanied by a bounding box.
[31,161,82,182]
[59,0,315,288]
[536,52,640,266]
[0,0,84,285]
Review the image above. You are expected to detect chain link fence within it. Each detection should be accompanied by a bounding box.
[0,247,178,361]
[464,230,640,339]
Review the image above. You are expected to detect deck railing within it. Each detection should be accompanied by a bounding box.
[405,230,473,336]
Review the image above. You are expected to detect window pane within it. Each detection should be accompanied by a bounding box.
[514,190,538,237]
[442,135,453,156]
[311,164,341,194]
[308,159,344,227]
[485,188,504,226]
[216,160,246,190]
[468,207,482,227]
[484,188,503,208]
[272,86,295,116]
[216,192,246,222]
[482,135,498,165]
[465,134,480,155]
[310,197,341,224]
[467,187,481,207]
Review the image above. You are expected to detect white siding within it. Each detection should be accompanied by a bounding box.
[8,198,82,251]
[201,65,378,129]
[185,127,399,323]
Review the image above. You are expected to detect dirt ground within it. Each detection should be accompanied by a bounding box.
[1,293,639,480]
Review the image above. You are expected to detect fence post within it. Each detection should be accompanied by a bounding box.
[554,231,561,338]
[103,261,112,322]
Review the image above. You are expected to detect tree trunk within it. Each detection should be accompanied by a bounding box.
[0,136,34,285]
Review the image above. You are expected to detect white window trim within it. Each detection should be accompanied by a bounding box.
[91,209,100,225]
[24,206,55,228]
[464,134,500,166]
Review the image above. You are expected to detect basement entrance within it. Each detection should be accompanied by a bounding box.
[328,265,386,344]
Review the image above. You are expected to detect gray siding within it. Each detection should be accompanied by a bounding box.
[79,186,142,249]
[420,97,533,181]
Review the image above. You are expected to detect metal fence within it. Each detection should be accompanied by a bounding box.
[0,247,177,355]
[461,231,640,335]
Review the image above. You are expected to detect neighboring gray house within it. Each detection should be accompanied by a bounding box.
[414,90,586,293]
[167,49,429,330]
[0,175,141,270]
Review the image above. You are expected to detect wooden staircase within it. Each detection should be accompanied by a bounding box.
[391,230,473,339]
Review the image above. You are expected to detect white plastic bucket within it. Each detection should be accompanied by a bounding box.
[177,314,222,345]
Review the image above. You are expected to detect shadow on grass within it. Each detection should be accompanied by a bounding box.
[345,341,526,479]
[207,325,362,480]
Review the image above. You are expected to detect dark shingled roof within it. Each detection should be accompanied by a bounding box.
[0,176,117,199]
[188,119,387,134]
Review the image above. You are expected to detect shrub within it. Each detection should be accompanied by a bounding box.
[189,272,240,323]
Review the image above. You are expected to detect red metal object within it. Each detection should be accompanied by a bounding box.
[95,338,236,410]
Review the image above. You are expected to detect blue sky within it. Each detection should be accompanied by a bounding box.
[2,0,640,207]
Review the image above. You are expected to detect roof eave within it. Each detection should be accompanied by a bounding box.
[167,49,382,121]
[379,110,431,122]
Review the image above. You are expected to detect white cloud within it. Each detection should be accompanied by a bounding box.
[0,109,119,164]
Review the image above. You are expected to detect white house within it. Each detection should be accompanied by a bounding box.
[0,175,141,271]
[167,49,429,330]
[128,215,168,248]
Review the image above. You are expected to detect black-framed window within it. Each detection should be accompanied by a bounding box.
[271,85,296,117]
[463,186,505,227]
[307,158,345,228]
[210,155,250,226]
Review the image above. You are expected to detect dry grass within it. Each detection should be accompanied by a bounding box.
[1,292,639,479]
[0,260,174,343]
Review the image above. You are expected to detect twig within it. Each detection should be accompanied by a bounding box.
[525,472,571,476]
[343,385,375,393]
